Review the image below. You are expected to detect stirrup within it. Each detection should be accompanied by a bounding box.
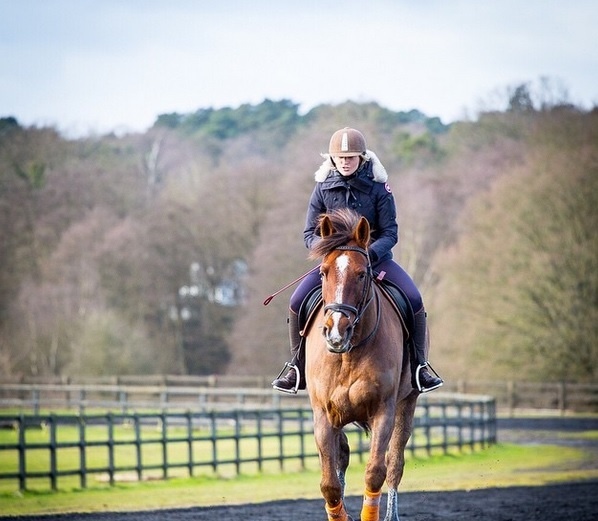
[271,362,301,394]
[415,362,443,393]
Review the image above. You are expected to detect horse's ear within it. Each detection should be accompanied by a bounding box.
[355,217,370,247]
[320,215,334,238]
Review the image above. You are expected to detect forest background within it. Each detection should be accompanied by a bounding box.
[1,80,596,384]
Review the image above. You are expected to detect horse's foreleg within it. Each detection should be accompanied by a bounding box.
[337,430,350,500]
[313,412,350,521]
[360,488,382,521]
[360,410,396,521]
[325,501,351,521]
[384,488,400,521]
[384,393,419,521]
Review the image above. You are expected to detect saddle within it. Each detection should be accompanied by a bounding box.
[297,276,414,347]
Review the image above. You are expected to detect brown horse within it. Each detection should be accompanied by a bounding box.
[305,208,419,521]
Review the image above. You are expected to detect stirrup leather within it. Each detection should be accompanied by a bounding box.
[415,362,443,393]
[272,362,301,394]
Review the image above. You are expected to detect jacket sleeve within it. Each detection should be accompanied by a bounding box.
[303,184,326,250]
[368,184,398,262]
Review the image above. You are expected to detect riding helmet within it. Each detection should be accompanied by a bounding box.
[328,127,367,157]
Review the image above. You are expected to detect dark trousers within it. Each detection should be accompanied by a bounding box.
[290,259,423,314]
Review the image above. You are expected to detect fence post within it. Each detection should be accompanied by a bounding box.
[161,412,168,480]
[186,411,193,477]
[441,403,448,454]
[277,410,284,470]
[79,389,85,415]
[209,410,217,473]
[107,414,115,486]
[49,415,58,491]
[134,414,142,482]
[32,388,40,415]
[558,383,566,415]
[119,389,127,414]
[234,410,241,475]
[18,414,26,491]
[78,415,87,489]
[468,402,475,451]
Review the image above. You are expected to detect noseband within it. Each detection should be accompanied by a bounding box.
[322,245,380,352]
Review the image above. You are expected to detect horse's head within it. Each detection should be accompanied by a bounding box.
[312,209,373,354]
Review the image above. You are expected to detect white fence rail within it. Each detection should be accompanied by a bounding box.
[0,378,595,413]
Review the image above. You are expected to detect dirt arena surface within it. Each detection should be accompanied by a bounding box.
[3,417,597,520]
[7,481,595,520]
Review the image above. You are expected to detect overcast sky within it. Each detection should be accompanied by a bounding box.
[2,0,597,137]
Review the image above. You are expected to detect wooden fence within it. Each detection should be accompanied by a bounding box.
[0,383,303,414]
[0,376,595,413]
[447,380,598,413]
[0,394,496,492]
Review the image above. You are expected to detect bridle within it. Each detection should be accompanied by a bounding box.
[322,245,381,353]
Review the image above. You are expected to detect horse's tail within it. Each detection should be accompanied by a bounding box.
[353,421,371,436]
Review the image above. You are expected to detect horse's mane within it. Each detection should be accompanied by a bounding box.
[309,208,364,260]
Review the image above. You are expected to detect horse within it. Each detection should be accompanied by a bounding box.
[304,208,420,521]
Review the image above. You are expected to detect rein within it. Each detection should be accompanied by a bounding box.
[263,265,320,306]
[323,245,381,352]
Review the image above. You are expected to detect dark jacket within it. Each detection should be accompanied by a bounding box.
[303,156,398,265]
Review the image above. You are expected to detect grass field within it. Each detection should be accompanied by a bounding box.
[0,419,364,493]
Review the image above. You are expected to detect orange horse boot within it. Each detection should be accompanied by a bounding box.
[360,488,382,521]
[325,501,351,521]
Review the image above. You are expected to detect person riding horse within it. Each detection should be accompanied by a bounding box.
[272,127,443,394]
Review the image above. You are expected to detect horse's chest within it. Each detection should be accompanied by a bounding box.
[322,379,391,426]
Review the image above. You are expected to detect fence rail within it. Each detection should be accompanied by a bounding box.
[0,383,302,414]
[447,380,598,413]
[0,379,596,415]
[0,377,595,413]
[0,394,496,492]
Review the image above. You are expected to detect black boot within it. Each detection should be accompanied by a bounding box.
[413,308,443,393]
[272,311,305,394]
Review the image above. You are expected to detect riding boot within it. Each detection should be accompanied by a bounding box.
[272,311,305,394]
[412,308,443,393]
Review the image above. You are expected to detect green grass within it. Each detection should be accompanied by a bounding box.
[0,420,362,499]
[1,441,597,517]
[2,415,597,517]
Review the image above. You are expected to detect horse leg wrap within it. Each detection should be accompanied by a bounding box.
[360,488,382,521]
[325,501,349,521]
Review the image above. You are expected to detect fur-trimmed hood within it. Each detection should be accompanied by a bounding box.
[314,150,388,183]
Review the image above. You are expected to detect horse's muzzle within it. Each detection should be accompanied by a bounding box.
[326,339,352,354]
[322,310,354,354]
[322,303,359,354]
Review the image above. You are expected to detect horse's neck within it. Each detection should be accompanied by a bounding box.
[351,283,381,347]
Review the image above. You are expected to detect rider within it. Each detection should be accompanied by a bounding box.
[272,127,443,394]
